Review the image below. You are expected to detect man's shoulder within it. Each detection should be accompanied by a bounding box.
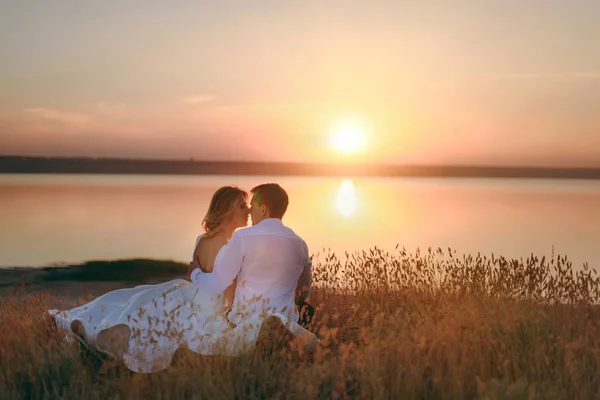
[239,221,306,243]
[280,224,309,249]
[232,226,253,238]
[281,224,304,240]
[231,224,270,239]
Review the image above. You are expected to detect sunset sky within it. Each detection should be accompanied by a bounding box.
[1,1,599,167]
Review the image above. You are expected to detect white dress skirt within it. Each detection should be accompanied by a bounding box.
[49,272,318,373]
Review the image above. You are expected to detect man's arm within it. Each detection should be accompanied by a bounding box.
[190,232,244,294]
[295,242,312,303]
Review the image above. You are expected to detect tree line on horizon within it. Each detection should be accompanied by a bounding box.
[1,155,599,179]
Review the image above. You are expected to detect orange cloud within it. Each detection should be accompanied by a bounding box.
[24,107,90,126]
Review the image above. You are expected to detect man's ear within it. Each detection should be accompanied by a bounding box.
[260,204,268,217]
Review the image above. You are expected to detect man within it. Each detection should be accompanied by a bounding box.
[189,183,312,327]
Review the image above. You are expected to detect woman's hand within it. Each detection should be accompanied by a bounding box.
[187,255,202,281]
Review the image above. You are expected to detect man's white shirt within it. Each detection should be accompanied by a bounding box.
[190,218,312,325]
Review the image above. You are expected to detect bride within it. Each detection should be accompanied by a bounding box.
[49,186,317,373]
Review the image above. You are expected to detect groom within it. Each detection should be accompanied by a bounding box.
[189,183,313,327]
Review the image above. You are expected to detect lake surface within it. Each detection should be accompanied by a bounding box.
[1,174,599,269]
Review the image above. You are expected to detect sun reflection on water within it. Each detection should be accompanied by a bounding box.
[336,179,358,217]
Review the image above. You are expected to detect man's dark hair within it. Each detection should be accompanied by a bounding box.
[251,183,289,219]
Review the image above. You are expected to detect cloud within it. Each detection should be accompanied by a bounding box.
[24,107,90,126]
[181,94,215,104]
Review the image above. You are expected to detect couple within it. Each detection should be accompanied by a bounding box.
[50,183,319,373]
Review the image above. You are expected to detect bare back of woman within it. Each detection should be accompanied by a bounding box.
[192,234,238,310]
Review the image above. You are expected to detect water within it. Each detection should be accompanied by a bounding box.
[1,174,600,269]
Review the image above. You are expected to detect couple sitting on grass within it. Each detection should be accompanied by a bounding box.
[50,183,319,373]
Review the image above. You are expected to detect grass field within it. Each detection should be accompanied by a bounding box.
[1,247,599,399]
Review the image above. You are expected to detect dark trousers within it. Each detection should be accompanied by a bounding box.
[296,300,315,327]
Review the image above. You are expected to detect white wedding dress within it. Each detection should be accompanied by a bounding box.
[49,239,319,373]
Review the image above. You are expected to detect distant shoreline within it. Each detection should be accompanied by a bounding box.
[2,155,600,180]
[0,259,186,305]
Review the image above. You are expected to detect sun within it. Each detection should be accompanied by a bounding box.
[329,119,367,153]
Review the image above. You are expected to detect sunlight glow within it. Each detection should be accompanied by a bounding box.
[336,179,358,217]
[330,119,367,153]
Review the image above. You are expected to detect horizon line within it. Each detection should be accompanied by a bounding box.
[2,154,600,171]
[2,155,600,180]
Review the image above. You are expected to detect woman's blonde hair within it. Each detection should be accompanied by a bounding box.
[202,186,248,238]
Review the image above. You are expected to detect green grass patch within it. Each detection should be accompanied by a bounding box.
[41,259,187,283]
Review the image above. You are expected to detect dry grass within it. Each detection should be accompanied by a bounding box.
[1,247,599,399]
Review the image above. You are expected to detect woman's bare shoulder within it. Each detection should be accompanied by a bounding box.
[195,233,206,246]
[195,234,209,251]
[193,234,209,258]
[195,234,227,252]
